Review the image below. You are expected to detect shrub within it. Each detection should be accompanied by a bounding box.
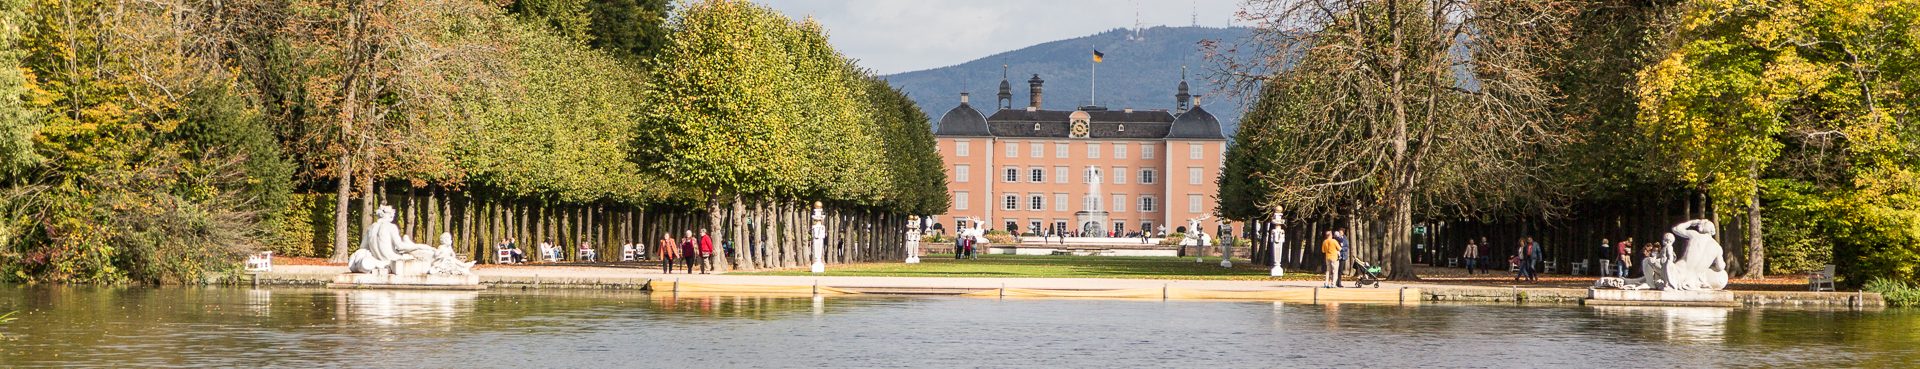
[1865,277,1920,308]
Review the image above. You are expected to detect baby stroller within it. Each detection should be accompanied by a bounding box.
[1351,259,1384,288]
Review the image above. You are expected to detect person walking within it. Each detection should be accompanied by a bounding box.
[1478,236,1492,275]
[1615,237,1635,278]
[679,230,699,274]
[1334,229,1350,288]
[1529,237,1543,281]
[1321,231,1342,288]
[1514,239,1530,282]
[1463,239,1480,274]
[955,234,967,260]
[697,229,715,274]
[657,233,679,274]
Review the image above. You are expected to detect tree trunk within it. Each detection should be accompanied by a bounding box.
[1746,191,1765,279]
[331,155,353,262]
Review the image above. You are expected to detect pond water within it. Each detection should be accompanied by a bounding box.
[1,286,1915,368]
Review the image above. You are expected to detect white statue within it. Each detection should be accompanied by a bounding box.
[347,206,472,276]
[429,232,476,275]
[1593,219,1727,291]
[905,215,922,264]
[810,202,827,273]
[1185,215,1211,262]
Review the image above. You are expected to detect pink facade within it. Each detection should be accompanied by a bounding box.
[932,73,1227,237]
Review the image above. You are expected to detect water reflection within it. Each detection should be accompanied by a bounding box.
[0,286,1912,368]
[333,289,479,329]
[1591,306,1731,344]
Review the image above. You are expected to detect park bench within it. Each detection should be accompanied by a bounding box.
[1809,264,1836,292]
[1447,257,1459,268]
[1543,260,1558,274]
[1571,260,1589,276]
[244,251,273,273]
[577,247,597,262]
[621,245,640,261]
[497,248,515,264]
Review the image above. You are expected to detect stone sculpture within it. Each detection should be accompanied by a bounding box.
[348,206,473,277]
[1594,219,1727,291]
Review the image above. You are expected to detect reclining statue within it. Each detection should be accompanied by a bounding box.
[348,206,473,276]
[1593,219,1728,291]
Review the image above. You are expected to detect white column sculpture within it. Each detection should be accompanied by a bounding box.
[811,201,826,274]
[906,215,922,264]
[1270,207,1286,277]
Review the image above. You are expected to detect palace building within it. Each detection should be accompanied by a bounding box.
[933,72,1227,237]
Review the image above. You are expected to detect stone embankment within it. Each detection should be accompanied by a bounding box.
[253,264,1882,308]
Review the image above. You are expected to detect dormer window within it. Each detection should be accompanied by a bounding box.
[1117,124,1125,132]
[1033,122,1041,130]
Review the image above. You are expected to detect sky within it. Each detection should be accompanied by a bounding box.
[756,0,1246,75]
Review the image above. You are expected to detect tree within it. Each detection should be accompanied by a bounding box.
[1221,0,1575,279]
[1637,0,1920,279]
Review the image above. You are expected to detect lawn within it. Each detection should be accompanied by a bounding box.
[739,254,1323,280]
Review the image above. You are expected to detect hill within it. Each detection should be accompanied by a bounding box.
[884,26,1252,136]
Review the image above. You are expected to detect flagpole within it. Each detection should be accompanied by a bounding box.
[1091,59,1097,106]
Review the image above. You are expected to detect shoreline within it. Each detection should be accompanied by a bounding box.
[248,264,1885,309]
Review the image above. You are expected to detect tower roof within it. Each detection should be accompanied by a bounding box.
[934,98,990,136]
[1167,103,1225,140]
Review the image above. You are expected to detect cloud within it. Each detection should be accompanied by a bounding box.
[756,0,1243,74]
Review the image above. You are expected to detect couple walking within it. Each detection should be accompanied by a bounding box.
[657,229,715,274]
[1319,229,1350,288]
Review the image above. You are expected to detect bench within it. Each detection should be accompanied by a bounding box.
[497,249,515,264]
[1809,264,1836,291]
[1571,260,1589,276]
[621,245,639,261]
[1542,260,1558,274]
[244,251,273,273]
[577,247,597,262]
[1447,257,1459,268]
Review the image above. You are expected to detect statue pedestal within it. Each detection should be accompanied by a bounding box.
[327,273,486,290]
[1585,289,1735,307]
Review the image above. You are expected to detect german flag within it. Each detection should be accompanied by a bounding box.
[1092,50,1104,63]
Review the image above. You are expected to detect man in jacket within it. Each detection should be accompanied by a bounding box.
[1334,229,1350,287]
[698,229,716,274]
[1321,231,1342,288]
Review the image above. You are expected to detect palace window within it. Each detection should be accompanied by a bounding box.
[1030,195,1045,210]
[1142,144,1155,159]
[1114,144,1128,159]
[1087,143,1101,159]
[1113,167,1127,184]
[1055,143,1069,158]
[1189,167,1203,185]
[1054,193,1068,211]
[1031,143,1044,157]
[1112,194,1126,212]
[1030,168,1045,182]
[1005,167,1019,182]
[1189,143,1204,160]
[954,192,969,210]
[1141,169,1157,184]
[1188,194,1204,213]
[954,165,969,183]
[1140,196,1157,212]
[955,140,970,157]
[1054,166,1068,184]
[1004,194,1018,210]
[1006,142,1018,158]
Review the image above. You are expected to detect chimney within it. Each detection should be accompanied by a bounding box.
[1028,74,1045,109]
[960,92,970,104]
